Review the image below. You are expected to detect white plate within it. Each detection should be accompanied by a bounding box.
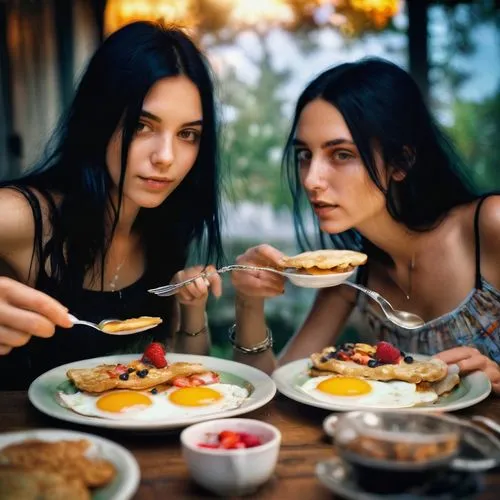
[272,358,491,413]
[28,353,277,430]
[285,269,354,288]
[0,428,140,500]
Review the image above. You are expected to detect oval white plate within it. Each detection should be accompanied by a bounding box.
[29,353,276,430]
[0,428,140,500]
[272,358,491,413]
[284,269,354,288]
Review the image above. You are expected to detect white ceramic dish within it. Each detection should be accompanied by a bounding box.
[28,353,277,430]
[180,418,281,496]
[284,269,354,288]
[0,428,140,500]
[272,357,491,413]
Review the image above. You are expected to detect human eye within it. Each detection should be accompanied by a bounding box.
[178,129,201,144]
[295,149,312,166]
[332,149,355,162]
[135,121,153,135]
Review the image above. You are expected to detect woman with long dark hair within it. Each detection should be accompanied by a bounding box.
[230,58,500,393]
[0,21,224,388]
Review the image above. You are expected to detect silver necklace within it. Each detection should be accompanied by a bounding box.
[109,256,128,293]
[397,253,415,300]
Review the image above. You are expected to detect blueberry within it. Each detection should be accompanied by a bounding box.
[326,351,337,359]
[368,359,377,368]
[119,372,129,381]
[127,367,135,373]
[150,388,158,395]
[404,356,414,364]
[400,351,406,357]
[320,356,328,363]
[137,369,149,378]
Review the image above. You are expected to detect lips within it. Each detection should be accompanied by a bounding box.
[139,176,174,190]
[311,201,339,216]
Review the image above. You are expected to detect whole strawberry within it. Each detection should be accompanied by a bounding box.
[375,341,401,364]
[142,342,168,368]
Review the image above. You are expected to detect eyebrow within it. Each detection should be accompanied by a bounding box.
[292,138,355,148]
[140,110,203,128]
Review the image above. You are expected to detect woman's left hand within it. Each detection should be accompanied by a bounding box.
[435,347,500,394]
[171,265,222,309]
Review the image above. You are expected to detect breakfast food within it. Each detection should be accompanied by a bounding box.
[301,341,459,408]
[310,342,448,383]
[100,315,162,333]
[198,430,262,449]
[58,343,250,421]
[279,249,367,274]
[0,439,116,499]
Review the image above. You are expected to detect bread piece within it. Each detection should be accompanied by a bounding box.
[101,316,162,333]
[311,348,448,383]
[0,466,89,500]
[279,249,367,271]
[66,361,209,393]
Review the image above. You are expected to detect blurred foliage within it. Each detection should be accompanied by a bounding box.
[216,35,293,209]
[448,86,500,190]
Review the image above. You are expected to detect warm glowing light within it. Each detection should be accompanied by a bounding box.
[228,0,296,29]
[103,0,401,37]
[104,0,198,36]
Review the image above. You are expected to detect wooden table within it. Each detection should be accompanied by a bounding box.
[1,391,499,499]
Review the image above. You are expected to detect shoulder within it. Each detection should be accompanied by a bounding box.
[459,195,500,286]
[473,195,500,251]
[0,187,58,258]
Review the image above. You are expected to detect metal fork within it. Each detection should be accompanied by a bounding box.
[147,264,289,297]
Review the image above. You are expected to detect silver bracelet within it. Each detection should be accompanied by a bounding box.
[228,323,273,354]
[177,325,208,337]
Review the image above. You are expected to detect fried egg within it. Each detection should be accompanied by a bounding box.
[57,383,249,420]
[300,376,438,408]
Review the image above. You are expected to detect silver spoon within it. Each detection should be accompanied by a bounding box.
[343,281,425,330]
[68,314,159,336]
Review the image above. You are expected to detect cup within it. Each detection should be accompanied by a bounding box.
[180,418,281,496]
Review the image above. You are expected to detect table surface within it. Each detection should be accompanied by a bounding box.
[0,390,499,499]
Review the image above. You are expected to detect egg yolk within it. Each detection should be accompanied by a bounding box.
[169,387,222,406]
[317,377,372,396]
[96,391,152,413]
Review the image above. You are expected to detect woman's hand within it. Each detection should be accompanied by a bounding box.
[435,346,500,394]
[231,244,286,300]
[171,265,222,309]
[0,277,72,355]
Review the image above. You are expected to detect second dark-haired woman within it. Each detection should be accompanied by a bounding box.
[230,58,500,393]
[0,21,224,388]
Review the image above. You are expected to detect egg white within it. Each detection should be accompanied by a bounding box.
[57,383,249,421]
[300,376,438,408]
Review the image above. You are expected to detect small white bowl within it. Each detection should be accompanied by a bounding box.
[180,418,281,496]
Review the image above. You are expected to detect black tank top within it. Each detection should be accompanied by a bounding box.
[0,270,174,389]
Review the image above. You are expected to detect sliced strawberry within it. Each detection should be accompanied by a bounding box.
[142,342,168,369]
[375,341,401,364]
[173,376,191,387]
[351,353,371,366]
[239,432,262,448]
[219,430,239,441]
[220,434,240,449]
[337,352,351,361]
[198,443,219,449]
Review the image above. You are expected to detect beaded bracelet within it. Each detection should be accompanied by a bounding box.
[228,323,273,354]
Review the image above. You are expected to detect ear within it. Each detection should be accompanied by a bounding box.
[392,169,407,182]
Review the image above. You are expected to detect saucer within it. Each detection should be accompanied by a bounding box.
[316,457,483,500]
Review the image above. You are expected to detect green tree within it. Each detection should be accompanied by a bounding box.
[448,87,500,190]
[216,34,293,209]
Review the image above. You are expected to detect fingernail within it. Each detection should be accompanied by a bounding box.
[448,364,460,375]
